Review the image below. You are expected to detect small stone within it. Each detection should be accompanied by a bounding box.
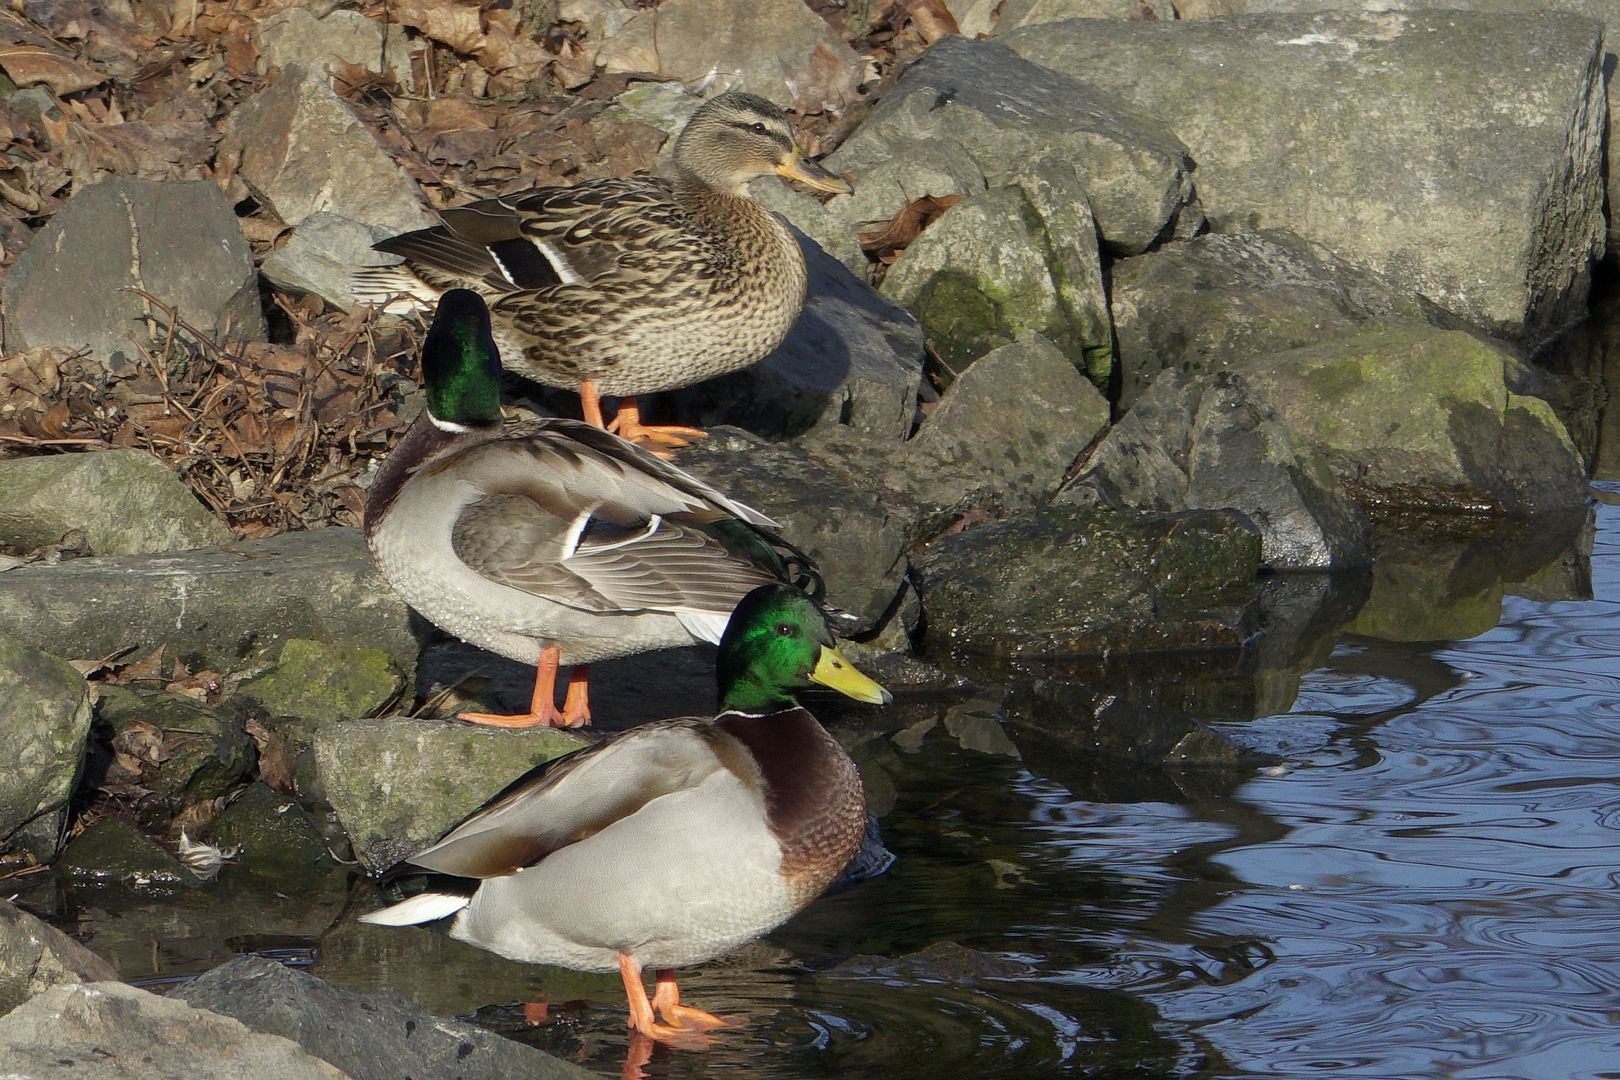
[207,783,343,890]
[234,638,405,737]
[256,7,415,89]
[0,634,92,859]
[55,818,195,892]
[97,689,254,806]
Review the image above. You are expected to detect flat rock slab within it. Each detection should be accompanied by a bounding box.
[1233,326,1588,517]
[0,981,347,1079]
[1003,11,1607,343]
[0,899,119,1016]
[176,955,593,1080]
[0,633,92,859]
[828,35,1201,257]
[0,448,231,556]
[913,505,1263,658]
[1,176,266,369]
[677,234,926,443]
[0,526,417,680]
[313,715,586,873]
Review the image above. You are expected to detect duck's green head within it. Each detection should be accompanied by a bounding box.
[422,289,502,432]
[717,584,890,713]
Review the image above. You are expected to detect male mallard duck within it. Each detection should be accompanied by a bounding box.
[352,91,852,454]
[364,289,822,728]
[361,583,889,1047]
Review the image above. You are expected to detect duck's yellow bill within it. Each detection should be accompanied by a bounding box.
[776,154,853,195]
[810,645,891,705]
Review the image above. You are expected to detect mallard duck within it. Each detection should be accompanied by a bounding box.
[352,91,852,454]
[361,582,889,1047]
[364,289,823,728]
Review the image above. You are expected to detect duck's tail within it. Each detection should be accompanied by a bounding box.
[359,891,470,927]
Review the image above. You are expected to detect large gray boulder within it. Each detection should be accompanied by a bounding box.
[879,164,1112,384]
[0,899,120,1016]
[827,36,1202,258]
[220,63,430,234]
[0,981,347,1079]
[0,635,91,859]
[912,505,1263,659]
[1003,12,1607,345]
[176,955,592,1080]
[312,716,585,873]
[1233,326,1587,517]
[564,0,865,114]
[0,177,266,368]
[1108,230,1443,412]
[0,527,417,681]
[0,449,231,556]
[677,234,927,443]
[1064,368,1371,568]
[907,333,1110,515]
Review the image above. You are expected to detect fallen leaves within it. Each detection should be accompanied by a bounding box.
[0,44,107,95]
[858,192,965,265]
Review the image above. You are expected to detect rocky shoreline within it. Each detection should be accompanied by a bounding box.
[0,0,1607,1074]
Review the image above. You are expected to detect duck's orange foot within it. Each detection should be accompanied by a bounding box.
[659,1002,739,1033]
[456,708,574,728]
[458,651,590,728]
[606,397,707,458]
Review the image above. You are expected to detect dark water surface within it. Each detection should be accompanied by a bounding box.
[31,500,1620,1077]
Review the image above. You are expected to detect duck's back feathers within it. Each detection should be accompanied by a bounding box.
[399,718,756,880]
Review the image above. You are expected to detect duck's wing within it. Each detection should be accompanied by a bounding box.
[401,718,743,879]
[439,420,812,629]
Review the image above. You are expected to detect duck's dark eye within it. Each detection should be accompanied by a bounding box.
[751,122,768,134]
[775,623,793,637]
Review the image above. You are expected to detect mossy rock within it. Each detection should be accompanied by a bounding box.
[235,638,405,737]
[97,687,254,806]
[207,782,344,891]
[56,817,196,893]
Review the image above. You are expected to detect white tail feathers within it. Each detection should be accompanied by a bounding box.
[359,891,470,927]
[350,266,440,314]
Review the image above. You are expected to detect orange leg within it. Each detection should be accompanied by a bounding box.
[579,378,608,429]
[560,663,591,728]
[651,969,733,1033]
[603,395,708,459]
[617,953,720,1049]
[458,646,588,728]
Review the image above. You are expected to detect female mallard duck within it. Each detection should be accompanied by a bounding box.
[352,91,852,453]
[365,289,825,729]
[361,583,889,1047]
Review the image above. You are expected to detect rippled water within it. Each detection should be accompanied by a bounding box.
[33,498,1620,1078]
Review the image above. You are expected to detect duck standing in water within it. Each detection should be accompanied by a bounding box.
[352,91,852,453]
[361,583,890,1046]
[363,289,822,728]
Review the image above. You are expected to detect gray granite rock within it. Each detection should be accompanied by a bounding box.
[220,63,431,234]
[0,634,91,859]
[261,211,397,309]
[313,716,585,873]
[880,171,1112,384]
[571,0,865,114]
[176,955,593,1080]
[1108,230,1445,412]
[0,177,266,369]
[0,980,347,1079]
[1003,11,1607,345]
[912,505,1263,658]
[0,527,416,681]
[1064,368,1371,568]
[908,332,1109,515]
[1233,326,1588,517]
[256,7,415,89]
[0,449,231,556]
[676,427,914,631]
[827,35,1202,257]
[0,899,120,1016]
[676,234,926,443]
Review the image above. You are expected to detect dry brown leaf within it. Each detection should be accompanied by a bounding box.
[388,0,485,54]
[858,193,965,263]
[0,45,107,95]
[905,0,961,43]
